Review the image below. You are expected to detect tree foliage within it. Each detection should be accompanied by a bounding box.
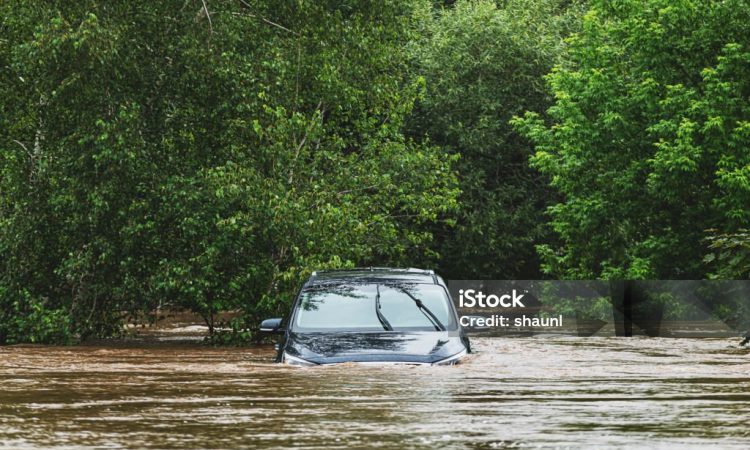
[513,0,750,279]
[3,0,750,345]
[0,0,458,343]
[409,0,583,279]
[705,230,750,279]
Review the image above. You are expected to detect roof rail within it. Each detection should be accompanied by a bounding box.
[314,267,433,273]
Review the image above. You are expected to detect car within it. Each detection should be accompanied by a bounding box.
[260,267,471,366]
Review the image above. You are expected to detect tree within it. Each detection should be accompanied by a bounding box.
[0,0,458,343]
[513,0,750,279]
[705,230,750,279]
[409,0,583,279]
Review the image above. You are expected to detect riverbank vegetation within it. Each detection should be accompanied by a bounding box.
[2,0,749,344]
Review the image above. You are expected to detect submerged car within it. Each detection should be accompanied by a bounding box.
[260,267,471,366]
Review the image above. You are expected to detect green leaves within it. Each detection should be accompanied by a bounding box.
[0,0,459,344]
[705,230,750,279]
[410,0,582,279]
[514,0,750,279]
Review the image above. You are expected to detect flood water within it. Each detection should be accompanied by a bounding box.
[1,337,749,449]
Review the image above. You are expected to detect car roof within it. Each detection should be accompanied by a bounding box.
[305,267,439,287]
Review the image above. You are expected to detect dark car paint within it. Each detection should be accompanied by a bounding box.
[283,331,469,364]
[269,268,471,364]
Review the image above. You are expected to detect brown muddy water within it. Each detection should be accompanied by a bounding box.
[1,337,749,449]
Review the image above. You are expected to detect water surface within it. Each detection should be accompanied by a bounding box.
[1,337,749,448]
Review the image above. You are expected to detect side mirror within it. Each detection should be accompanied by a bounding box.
[260,317,284,333]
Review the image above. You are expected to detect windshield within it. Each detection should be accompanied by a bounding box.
[293,283,456,332]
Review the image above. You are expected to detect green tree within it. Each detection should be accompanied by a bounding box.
[705,230,750,279]
[409,0,583,279]
[0,0,458,343]
[513,0,750,279]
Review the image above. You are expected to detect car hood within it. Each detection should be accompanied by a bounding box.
[284,331,467,364]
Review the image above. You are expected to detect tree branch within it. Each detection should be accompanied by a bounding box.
[237,0,298,35]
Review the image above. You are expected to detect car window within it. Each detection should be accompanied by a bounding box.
[378,285,451,329]
[294,283,455,331]
[296,284,381,330]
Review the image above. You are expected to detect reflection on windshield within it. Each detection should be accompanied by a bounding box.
[294,283,454,331]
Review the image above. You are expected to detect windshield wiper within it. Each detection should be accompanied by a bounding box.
[394,286,446,331]
[375,284,393,331]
